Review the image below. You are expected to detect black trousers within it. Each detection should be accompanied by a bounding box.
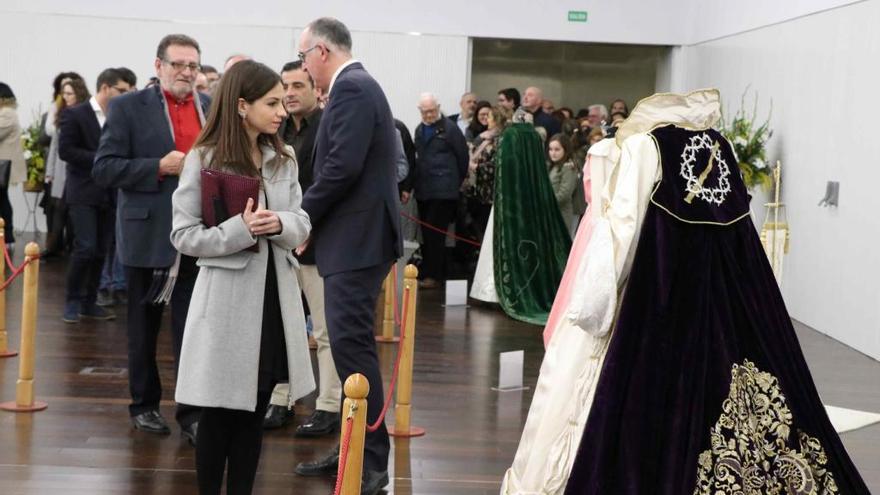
[45,195,69,254]
[417,199,457,281]
[65,204,111,305]
[0,186,13,243]
[125,255,200,426]
[324,262,390,472]
[196,390,272,495]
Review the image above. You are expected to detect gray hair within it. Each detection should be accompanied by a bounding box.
[418,92,439,106]
[306,17,353,53]
[588,104,609,119]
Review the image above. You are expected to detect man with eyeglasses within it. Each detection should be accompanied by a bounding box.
[291,17,401,495]
[58,67,132,326]
[94,34,209,447]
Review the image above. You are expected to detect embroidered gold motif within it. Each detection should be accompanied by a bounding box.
[693,360,839,495]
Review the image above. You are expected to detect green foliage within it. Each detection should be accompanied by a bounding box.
[721,89,773,191]
[20,109,45,186]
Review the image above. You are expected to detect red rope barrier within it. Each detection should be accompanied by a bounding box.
[0,255,37,292]
[2,240,14,270]
[333,276,413,493]
[333,407,357,495]
[367,285,410,433]
[400,211,482,247]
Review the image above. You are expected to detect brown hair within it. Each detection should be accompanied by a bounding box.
[193,60,292,177]
[156,34,201,60]
[588,126,605,144]
[489,104,513,129]
[547,133,572,165]
[56,79,91,125]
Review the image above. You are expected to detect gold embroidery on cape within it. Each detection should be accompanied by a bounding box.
[693,360,839,495]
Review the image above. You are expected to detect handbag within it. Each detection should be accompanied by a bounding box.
[200,168,261,252]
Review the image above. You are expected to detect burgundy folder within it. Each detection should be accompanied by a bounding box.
[200,168,260,252]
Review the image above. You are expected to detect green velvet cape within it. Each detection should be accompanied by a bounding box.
[493,123,572,325]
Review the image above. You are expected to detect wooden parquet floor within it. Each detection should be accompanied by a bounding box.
[0,244,878,494]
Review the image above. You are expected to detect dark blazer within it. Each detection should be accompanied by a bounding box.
[279,108,322,265]
[409,116,468,201]
[92,85,210,268]
[394,118,415,192]
[58,102,109,206]
[301,62,402,277]
[531,107,562,138]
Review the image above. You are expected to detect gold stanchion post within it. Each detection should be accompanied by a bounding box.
[1,242,47,412]
[389,264,425,437]
[0,218,17,358]
[375,266,399,343]
[340,373,369,495]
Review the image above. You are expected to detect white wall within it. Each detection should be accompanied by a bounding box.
[3,0,687,45]
[0,10,468,232]
[677,0,880,359]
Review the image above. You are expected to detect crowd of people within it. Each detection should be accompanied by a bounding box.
[0,15,636,495]
[401,85,631,293]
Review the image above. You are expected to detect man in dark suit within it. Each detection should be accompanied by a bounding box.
[522,86,561,138]
[93,34,208,445]
[292,18,401,495]
[58,68,132,323]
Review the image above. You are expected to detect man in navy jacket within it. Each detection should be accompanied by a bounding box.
[58,68,132,323]
[292,18,401,495]
[93,34,208,444]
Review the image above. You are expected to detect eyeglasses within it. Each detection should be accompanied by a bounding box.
[111,86,130,94]
[163,60,201,73]
[297,44,324,62]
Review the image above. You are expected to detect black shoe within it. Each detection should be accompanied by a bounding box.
[263,404,293,430]
[131,410,171,434]
[96,289,115,307]
[181,421,198,446]
[361,469,389,495]
[294,446,339,477]
[80,304,116,320]
[295,410,340,437]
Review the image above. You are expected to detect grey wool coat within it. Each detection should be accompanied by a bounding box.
[170,145,315,412]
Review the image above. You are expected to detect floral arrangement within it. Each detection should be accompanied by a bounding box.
[20,110,45,189]
[721,90,773,191]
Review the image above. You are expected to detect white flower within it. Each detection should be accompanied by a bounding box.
[22,150,32,160]
[734,136,748,146]
[753,158,766,170]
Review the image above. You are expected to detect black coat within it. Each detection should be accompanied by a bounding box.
[301,62,402,277]
[280,109,322,265]
[58,102,110,206]
[93,86,210,268]
[410,116,468,200]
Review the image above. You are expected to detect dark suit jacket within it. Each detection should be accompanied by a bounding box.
[92,85,210,268]
[279,108,322,265]
[301,62,402,277]
[58,102,109,206]
[394,118,416,192]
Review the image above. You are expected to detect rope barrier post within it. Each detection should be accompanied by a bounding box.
[0,219,17,358]
[336,373,369,495]
[1,242,47,412]
[389,264,425,437]
[376,265,399,343]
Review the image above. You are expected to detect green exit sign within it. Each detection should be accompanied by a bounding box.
[568,10,588,22]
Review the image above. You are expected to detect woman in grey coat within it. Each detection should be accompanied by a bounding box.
[170,60,312,495]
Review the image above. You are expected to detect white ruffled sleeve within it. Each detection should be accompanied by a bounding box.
[570,133,660,336]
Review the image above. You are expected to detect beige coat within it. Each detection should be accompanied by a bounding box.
[170,145,314,411]
[0,106,27,185]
